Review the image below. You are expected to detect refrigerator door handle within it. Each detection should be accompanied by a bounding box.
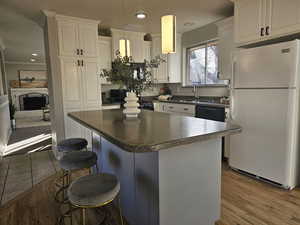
[231,53,237,89]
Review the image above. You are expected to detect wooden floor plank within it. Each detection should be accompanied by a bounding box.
[1,161,300,225]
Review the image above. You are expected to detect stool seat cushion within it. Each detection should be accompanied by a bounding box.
[68,173,120,207]
[57,138,88,152]
[59,151,97,171]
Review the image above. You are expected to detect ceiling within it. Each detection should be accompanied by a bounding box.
[0,0,233,63]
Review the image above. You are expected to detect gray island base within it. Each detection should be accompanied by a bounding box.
[68,109,241,225]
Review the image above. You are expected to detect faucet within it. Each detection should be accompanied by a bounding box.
[193,86,198,100]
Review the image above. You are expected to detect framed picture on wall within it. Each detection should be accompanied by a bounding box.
[18,70,47,88]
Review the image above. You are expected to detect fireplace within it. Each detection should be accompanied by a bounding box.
[19,93,49,111]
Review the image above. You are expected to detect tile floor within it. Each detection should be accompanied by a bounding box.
[0,150,59,205]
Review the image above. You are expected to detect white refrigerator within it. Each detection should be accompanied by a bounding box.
[230,40,300,189]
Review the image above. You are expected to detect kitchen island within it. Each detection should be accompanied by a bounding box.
[68,109,240,225]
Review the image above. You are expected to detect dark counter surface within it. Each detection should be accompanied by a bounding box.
[153,99,230,108]
[69,109,241,153]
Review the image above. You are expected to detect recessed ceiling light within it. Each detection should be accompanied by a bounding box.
[32,53,38,56]
[135,11,147,19]
[30,58,36,62]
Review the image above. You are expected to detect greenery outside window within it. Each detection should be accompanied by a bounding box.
[186,41,228,86]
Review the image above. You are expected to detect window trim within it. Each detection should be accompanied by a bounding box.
[183,39,228,88]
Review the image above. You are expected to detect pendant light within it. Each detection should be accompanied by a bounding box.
[119,0,131,57]
[161,15,176,54]
[119,39,131,57]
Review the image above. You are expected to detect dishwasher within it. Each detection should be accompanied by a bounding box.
[195,105,226,158]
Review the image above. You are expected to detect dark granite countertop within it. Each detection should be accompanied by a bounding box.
[68,109,241,153]
[153,100,230,108]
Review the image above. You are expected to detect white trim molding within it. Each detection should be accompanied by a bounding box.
[0,37,5,50]
[5,61,46,66]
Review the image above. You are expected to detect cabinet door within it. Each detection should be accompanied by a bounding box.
[81,58,101,108]
[234,0,264,44]
[268,0,300,38]
[97,39,112,84]
[58,21,78,57]
[131,39,144,62]
[217,18,234,80]
[151,36,168,83]
[167,35,182,83]
[60,57,82,109]
[143,41,152,62]
[78,23,98,58]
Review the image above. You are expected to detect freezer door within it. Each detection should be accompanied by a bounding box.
[233,40,299,88]
[229,89,297,186]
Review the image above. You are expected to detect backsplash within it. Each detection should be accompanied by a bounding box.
[101,83,229,97]
[101,84,162,97]
[168,84,229,97]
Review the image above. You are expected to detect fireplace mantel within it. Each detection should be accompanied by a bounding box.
[10,88,48,111]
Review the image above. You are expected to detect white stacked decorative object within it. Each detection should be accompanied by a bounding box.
[123,91,141,118]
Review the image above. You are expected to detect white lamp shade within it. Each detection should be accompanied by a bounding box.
[161,15,176,54]
[119,39,131,57]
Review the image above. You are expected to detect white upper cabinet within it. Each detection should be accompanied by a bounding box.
[78,23,98,58]
[268,0,300,37]
[151,34,181,83]
[216,17,235,80]
[57,21,78,57]
[142,41,152,62]
[167,34,182,83]
[111,29,150,62]
[97,36,112,84]
[234,0,263,45]
[151,35,168,83]
[56,16,99,57]
[234,0,300,46]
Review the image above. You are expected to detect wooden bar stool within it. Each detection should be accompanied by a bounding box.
[67,173,123,225]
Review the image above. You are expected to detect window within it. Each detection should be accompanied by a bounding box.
[186,41,227,86]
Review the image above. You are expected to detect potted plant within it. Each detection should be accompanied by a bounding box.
[9,103,16,129]
[100,51,165,117]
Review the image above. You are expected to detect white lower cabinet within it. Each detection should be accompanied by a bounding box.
[64,109,93,147]
[154,102,195,117]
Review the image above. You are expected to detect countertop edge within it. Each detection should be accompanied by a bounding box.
[68,112,241,153]
[153,100,230,108]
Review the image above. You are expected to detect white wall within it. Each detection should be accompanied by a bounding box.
[5,62,47,84]
[101,84,162,97]
[0,95,11,157]
[0,38,10,158]
[177,22,229,97]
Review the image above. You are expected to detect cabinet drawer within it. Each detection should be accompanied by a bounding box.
[164,103,195,115]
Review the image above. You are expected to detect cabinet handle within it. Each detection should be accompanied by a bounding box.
[169,106,174,109]
[184,108,188,111]
[80,49,83,55]
[77,49,80,55]
[81,60,84,67]
[77,60,80,66]
[260,27,264,37]
[266,26,270,36]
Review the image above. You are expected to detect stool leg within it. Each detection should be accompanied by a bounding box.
[62,170,66,202]
[82,208,86,225]
[118,195,124,225]
[96,163,99,173]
